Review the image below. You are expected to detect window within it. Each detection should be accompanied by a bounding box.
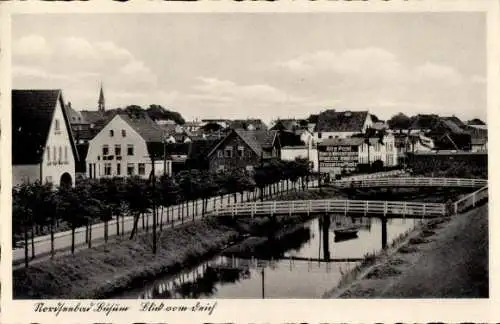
[46,147,50,163]
[318,132,322,139]
[116,163,121,176]
[237,146,244,158]
[122,129,126,137]
[115,144,121,156]
[102,145,109,156]
[127,144,134,156]
[109,130,114,137]
[104,163,112,176]
[127,163,134,175]
[138,163,145,175]
[59,146,62,162]
[54,119,60,134]
[217,150,223,158]
[64,146,68,163]
[224,146,233,158]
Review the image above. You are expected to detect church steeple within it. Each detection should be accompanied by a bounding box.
[98,83,105,112]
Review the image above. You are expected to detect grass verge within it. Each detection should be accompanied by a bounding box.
[13,213,310,299]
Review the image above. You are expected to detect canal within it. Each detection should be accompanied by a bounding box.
[116,214,420,299]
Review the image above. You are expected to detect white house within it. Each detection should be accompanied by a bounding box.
[86,113,172,180]
[281,146,318,172]
[12,89,78,187]
[358,134,398,167]
[313,110,373,142]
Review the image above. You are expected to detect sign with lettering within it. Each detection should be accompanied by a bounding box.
[318,144,359,173]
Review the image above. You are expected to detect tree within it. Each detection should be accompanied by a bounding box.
[146,104,186,125]
[125,176,151,239]
[387,113,411,130]
[55,186,92,254]
[12,183,34,267]
[158,175,179,228]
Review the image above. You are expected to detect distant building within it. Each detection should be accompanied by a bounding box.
[229,119,268,131]
[464,127,487,152]
[206,129,280,172]
[467,118,487,130]
[86,113,172,179]
[313,110,373,142]
[12,89,78,187]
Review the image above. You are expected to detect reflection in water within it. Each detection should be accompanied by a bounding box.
[143,264,251,299]
[121,215,418,299]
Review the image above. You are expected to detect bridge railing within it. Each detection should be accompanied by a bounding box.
[340,169,409,181]
[453,185,489,215]
[330,177,487,189]
[215,199,446,218]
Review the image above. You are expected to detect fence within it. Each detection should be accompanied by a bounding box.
[340,169,408,181]
[330,177,487,189]
[215,199,446,218]
[453,185,489,215]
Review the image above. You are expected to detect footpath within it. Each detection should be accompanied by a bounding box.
[329,203,488,298]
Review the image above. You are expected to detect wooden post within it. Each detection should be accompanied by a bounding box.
[472,192,476,207]
[383,201,388,216]
[454,202,458,215]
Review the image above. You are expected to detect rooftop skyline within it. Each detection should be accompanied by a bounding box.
[12,13,487,124]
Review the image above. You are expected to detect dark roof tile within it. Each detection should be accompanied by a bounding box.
[314,110,369,132]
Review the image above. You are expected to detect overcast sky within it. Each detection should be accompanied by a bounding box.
[12,13,486,124]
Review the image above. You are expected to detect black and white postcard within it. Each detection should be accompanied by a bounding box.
[1,0,499,323]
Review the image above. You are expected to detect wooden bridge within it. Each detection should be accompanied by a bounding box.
[329,177,487,189]
[215,199,447,218]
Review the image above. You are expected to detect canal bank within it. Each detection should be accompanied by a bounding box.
[13,187,466,299]
[325,203,488,298]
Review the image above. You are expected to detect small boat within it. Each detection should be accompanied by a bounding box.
[333,226,360,238]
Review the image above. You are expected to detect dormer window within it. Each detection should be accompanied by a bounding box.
[122,129,126,137]
[110,130,114,137]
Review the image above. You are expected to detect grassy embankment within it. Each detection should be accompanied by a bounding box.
[14,188,343,299]
[324,201,488,298]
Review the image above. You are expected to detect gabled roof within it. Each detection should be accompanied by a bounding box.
[443,116,465,128]
[318,137,364,147]
[440,119,467,134]
[12,89,79,164]
[119,113,166,143]
[314,110,369,132]
[207,129,279,158]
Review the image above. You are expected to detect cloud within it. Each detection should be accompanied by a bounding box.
[13,35,52,57]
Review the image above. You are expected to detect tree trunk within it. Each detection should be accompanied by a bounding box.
[141,213,145,230]
[160,206,164,231]
[116,213,120,236]
[71,226,76,254]
[88,220,92,249]
[129,213,141,239]
[50,214,55,259]
[104,219,109,243]
[24,223,29,267]
[85,223,89,243]
[31,224,35,259]
[121,214,125,236]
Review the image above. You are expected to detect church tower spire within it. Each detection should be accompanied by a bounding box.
[98,82,105,112]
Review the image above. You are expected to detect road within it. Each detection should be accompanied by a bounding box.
[13,180,318,265]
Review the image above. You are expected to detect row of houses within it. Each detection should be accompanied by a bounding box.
[12,88,488,188]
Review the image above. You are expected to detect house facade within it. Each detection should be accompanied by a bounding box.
[281,146,318,172]
[318,134,398,176]
[86,113,172,179]
[314,110,373,142]
[206,129,280,172]
[12,89,78,187]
